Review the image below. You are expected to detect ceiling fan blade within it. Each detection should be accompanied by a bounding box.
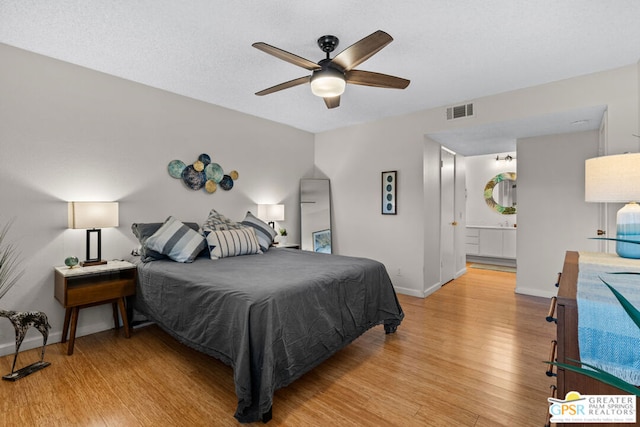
[255,76,311,96]
[323,96,340,109]
[252,42,321,71]
[331,30,393,71]
[346,70,410,89]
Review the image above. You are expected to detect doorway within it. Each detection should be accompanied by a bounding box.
[440,148,456,285]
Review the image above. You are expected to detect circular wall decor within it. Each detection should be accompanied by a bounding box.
[181,165,206,190]
[167,153,238,194]
[204,163,224,183]
[168,160,186,179]
[484,172,517,215]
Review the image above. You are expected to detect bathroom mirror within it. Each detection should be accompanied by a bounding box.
[484,172,517,215]
[300,179,332,253]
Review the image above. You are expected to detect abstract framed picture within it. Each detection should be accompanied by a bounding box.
[312,229,331,253]
[381,171,397,215]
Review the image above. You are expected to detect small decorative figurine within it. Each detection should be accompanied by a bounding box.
[64,256,79,268]
[0,220,50,380]
[1,310,51,381]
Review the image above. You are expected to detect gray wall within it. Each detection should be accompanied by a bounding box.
[516,131,600,296]
[0,44,315,355]
[1,41,638,354]
[316,64,638,298]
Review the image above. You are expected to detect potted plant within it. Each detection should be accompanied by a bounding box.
[0,219,23,300]
[278,228,287,244]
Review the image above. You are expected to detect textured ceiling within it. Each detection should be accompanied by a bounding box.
[1,1,639,143]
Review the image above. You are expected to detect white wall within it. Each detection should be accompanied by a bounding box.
[316,63,638,299]
[0,44,314,355]
[314,116,427,297]
[466,152,517,227]
[516,131,600,297]
[1,42,638,354]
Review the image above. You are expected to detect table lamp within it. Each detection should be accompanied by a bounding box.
[68,202,119,266]
[585,153,640,258]
[257,204,284,228]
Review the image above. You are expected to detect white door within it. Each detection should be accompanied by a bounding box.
[440,148,456,284]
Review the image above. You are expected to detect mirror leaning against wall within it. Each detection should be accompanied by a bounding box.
[300,179,332,253]
[484,172,517,215]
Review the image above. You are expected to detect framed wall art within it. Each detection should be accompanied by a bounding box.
[312,229,331,253]
[381,171,397,215]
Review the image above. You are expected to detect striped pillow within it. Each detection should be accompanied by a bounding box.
[204,227,262,260]
[145,216,206,263]
[202,209,244,231]
[241,211,277,252]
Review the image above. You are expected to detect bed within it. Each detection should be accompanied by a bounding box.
[133,246,404,423]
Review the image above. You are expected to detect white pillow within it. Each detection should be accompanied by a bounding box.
[145,216,206,263]
[204,227,262,260]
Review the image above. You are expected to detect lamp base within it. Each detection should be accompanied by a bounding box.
[615,202,640,259]
[81,259,108,267]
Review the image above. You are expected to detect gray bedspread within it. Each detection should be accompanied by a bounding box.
[134,248,404,423]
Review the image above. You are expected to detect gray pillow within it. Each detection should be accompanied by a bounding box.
[241,211,277,252]
[132,221,202,262]
[145,216,206,263]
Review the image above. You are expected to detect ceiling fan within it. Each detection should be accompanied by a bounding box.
[252,30,410,109]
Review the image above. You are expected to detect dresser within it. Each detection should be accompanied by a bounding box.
[551,251,639,427]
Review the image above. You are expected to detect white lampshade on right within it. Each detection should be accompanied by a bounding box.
[585,153,640,258]
[257,204,285,228]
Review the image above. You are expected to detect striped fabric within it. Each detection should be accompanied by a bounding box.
[205,227,262,260]
[145,216,206,263]
[202,209,244,231]
[241,211,277,252]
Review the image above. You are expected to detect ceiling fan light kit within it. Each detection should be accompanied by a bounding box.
[310,67,346,97]
[252,30,410,109]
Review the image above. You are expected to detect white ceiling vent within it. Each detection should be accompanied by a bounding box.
[446,103,474,120]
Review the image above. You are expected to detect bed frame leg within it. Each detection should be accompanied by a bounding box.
[261,406,272,423]
[384,322,398,334]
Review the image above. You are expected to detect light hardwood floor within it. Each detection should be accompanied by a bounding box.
[0,265,555,426]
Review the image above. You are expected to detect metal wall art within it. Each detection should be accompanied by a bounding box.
[1,310,51,381]
[381,171,397,215]
[168,153,239,194]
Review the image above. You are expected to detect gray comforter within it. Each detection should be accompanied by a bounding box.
[134,248,404,423]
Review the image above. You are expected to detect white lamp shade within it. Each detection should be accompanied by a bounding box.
[68,202,119,229]
[310,68,346,98]
[585,153,640,202]
[257,204,285,222]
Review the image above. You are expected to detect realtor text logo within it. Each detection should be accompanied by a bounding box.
[548,391,636,423]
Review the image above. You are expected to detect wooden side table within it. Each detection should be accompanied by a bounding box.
[272,243,301,249]
[54,260,137,355]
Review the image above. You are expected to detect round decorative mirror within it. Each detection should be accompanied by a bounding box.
[484,172,517,215]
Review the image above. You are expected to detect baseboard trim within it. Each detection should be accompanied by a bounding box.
[514,286,556,299]
[394,286,424,298]
[0,320,115,357]
[466,255,516,268]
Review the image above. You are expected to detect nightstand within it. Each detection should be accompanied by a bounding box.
[273,243,300,249]
[54,260,137,355]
